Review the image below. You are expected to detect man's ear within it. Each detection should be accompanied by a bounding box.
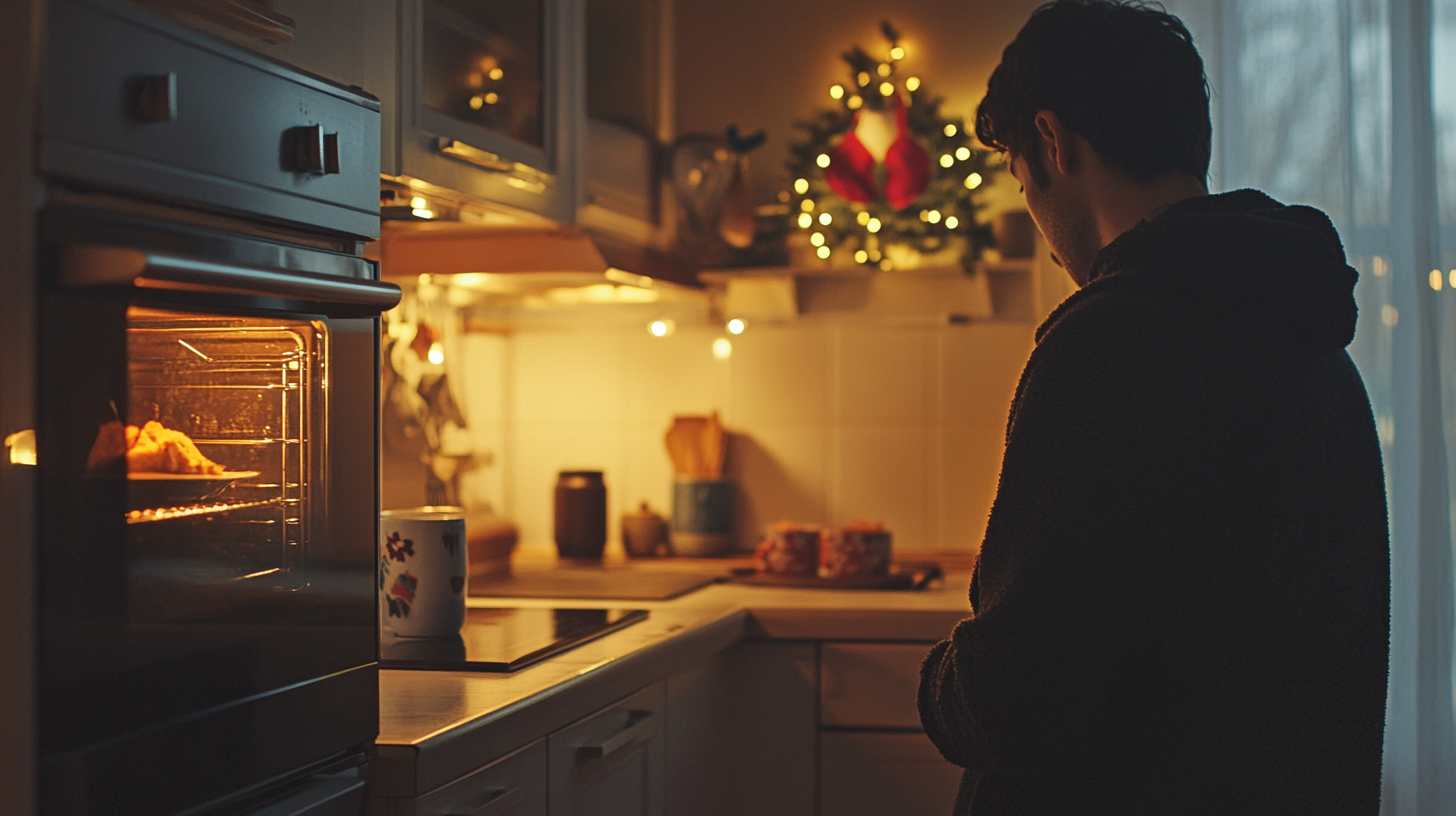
[1033,110,1076,178]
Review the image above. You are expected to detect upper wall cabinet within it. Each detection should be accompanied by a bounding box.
[579,0,673,245]
[397,0,582,223]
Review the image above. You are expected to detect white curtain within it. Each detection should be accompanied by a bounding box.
[1166,1,1455,812]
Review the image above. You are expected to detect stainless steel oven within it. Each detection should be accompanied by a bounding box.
[35,1,400,813]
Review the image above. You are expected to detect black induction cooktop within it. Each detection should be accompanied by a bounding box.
[379,607,649,672]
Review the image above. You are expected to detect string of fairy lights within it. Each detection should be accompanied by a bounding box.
[783,23,998,270]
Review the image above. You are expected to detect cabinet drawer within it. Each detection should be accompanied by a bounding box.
[819,732,963,816]
[547,682,665,816]
[44,0,381,239]
[820,643,933,729]
[375,740,547,816]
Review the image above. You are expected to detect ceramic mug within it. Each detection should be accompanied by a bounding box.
[380,507,467,638]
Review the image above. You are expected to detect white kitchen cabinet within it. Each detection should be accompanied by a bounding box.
[819,642,962,816]
[820,642,931,729]
[547,681,665,816]
[370,739,547,816]
[578,0,675,247]
[665,641,819,816]
[819,731,964,816]
[397,0,581,223]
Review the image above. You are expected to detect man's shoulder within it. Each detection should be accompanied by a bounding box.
[1034,278,1196,360]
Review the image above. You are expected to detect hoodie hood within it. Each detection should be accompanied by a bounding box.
[1048,189,1359,351]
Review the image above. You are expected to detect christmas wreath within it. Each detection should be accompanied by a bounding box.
[783,22,1000,271]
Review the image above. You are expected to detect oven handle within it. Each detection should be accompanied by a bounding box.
[59,246,402,313]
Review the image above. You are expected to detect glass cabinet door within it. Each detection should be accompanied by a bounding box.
[421,0,545,152]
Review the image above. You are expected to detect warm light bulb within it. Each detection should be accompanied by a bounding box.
[919,210,930,222]
[854,250,869,263]
[846,95,863,110]
[819,212,832,225]
[856,211,871,225]
[880,258,894,271]
[945,216,959,229]
[905,76,921,91]
[469,95,485,110]
[877,63,892,77]
[1431,269,1444,291]
[1450,270,1456,288]
[940,154,954,168]
[964,172,983,190]
[427,342,445,365]
[810,232,826,247]
[927,210,942,224]
[489,67,504,80]
[801,198,816,212]
[944,124,957,137]
[484,92,499,105]
[468,72,484,88]
[879,82,894,97]
[794,178,810,194]
[889,46,905,60]
[649,319,675,337]
[798,213,813,228]
[830,84,845,100]
[410,196,428,209]
[412,208,435,219]
[713,338,733,359]
[857,71,871,86]
[816,154,831,168]
[816,246,831,259]
[727,319,745,335]
[866,218,882,233]
[955,147,971,161]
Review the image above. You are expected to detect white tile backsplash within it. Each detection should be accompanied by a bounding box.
[447,313,1034,555]
[835,327,933,426]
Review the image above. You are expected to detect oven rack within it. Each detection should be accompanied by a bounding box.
[126,497,284,524]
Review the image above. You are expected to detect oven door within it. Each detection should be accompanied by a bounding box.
[35,206,400,815]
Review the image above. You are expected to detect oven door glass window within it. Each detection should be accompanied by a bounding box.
[117,308,326,618]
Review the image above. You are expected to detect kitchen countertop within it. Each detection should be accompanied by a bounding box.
[373,559,973,798]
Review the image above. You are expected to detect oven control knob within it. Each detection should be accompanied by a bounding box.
[291,125,341,175]
[133,73,177,122]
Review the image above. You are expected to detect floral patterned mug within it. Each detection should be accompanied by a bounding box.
[380,507,467,638]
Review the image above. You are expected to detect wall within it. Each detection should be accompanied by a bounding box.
[674,0,1045,209]
[449,258,1075,555]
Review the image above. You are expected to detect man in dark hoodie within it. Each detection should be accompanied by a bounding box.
[918,2,1390,814]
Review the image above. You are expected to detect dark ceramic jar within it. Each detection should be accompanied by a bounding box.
[554,470,607,559]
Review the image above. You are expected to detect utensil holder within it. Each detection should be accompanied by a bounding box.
[671,479,734,556]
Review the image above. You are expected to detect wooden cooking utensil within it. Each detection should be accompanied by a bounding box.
[702,411,724,479]
[665,416,706,477]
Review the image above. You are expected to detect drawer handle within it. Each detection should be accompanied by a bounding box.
[450,786,521,816]
[578,710,654,760]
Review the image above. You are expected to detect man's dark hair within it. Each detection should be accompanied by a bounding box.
[976,0,1211,186]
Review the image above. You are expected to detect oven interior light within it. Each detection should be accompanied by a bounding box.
[5,429,35,465]
[427,342,445,365]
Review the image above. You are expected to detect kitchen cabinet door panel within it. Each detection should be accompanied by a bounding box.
[819,731,963,816]
[820,642,935,730]
[547,682,664,816]
[665,641,817,816]
[371,739,547,816]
